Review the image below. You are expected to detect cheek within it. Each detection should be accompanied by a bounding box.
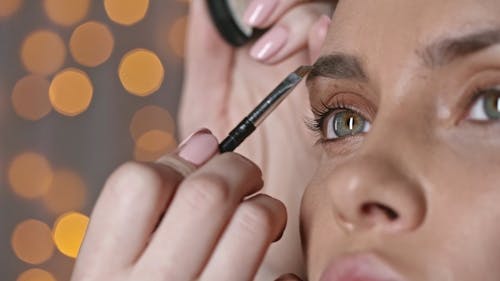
[414,142,500,279]
[301,180,345,281]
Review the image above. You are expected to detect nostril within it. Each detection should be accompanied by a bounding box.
[361,202,399,221]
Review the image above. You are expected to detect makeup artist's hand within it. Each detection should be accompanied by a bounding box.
[72,130,287,281]
[180,0,333,280]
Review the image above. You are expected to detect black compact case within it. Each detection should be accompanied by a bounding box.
[206,0,264,47]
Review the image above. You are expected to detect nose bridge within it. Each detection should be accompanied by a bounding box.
[367,95,433,161]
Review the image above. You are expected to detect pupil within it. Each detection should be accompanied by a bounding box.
[346,115,356,130]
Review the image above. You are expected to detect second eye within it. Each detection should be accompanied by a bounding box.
[325,109,372,140]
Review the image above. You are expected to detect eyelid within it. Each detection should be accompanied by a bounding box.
[318,92,376,121]
[454,70,500,124]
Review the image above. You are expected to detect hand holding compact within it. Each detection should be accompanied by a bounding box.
[71,129,287,281]
[180,0,333,278]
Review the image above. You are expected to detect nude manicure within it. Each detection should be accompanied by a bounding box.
[177,129,219,166]
[243,0,279,27]
[250,25,289,61]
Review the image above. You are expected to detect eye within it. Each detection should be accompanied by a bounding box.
[468,88,500,121]
[324,109,372,140]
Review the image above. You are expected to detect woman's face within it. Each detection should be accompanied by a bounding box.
[302,1,500,280]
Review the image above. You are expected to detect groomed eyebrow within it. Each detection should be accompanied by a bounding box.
[422,28,500,67]
[306,54,367,84]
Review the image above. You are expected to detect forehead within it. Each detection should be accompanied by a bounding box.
[324,0,500,58]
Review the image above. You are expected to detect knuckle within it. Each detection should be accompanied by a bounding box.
[216,153,262,178]
[105,161,163,203]
[181,173,231,209]
[236,203,274,235]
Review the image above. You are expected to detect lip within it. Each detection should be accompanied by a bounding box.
[319,253,405,281]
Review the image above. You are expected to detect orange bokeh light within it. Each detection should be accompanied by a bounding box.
[43,169,86,215]
[118,49,164,96]
[0,0,22,18]
[129,105,175,141]
[11,220,55,264]
[70,21,114,67]
[49,68,93,116]
[53,212,89,258]
[104,0,149,26]
[134,130,177,162]
[168,16,188,58]
[8,152,53,199]
[17,268,56,281]
[11,75,52,121]
[43,0,90,26]
[21,30,66,75]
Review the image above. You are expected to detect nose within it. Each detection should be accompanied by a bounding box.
[329,155,426,233]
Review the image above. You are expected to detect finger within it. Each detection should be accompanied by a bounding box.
[275,273,304,281]
[243,0,323,29]
[199,194,287,281]
[308,14,332,63]
[73,162,182,278]
[249,2,333,64]
[136,153,264,280]
[180,0,233,137]
[73,129,218,278]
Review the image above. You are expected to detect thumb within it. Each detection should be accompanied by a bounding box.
[275,273,304,281]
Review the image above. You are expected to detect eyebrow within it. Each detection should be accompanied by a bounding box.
[422,28,500,67]
[307,28,500,85]
[306,54,367,84]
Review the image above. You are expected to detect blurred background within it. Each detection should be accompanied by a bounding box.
[0,0,190,280]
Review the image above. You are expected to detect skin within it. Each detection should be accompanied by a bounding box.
[303,0,500,280]
[179,0,332,279]
[72,0,332,280]
[72,1,500,280]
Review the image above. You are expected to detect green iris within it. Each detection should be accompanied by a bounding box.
[483,91,500,120]
[333,110,367,138]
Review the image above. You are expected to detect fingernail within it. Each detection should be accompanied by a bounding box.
[243,0,279,27]
[177,129,218,166]
[275,273,301,281]
[250,26,288,61]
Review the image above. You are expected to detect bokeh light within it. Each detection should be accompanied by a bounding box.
[53,212,89,258]
[11,75,52,121]
[0,0,22,19]
[70,21,114,67]
[104,0,149,26]
[134,130,177,162]
[49,68,93,116]
[20,30,66,76]
[11,219,55,264]
[119,49,164,96]
[8,152,53,199]
[43,0,90,26]
[17,268,56,281]
[129,105,175,141]
[168,16,188,58]
[42,169,86,215]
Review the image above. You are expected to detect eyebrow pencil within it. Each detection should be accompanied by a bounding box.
[219,65,312,153]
